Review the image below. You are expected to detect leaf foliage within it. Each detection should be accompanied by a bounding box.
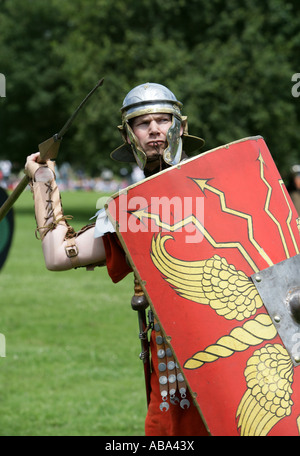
[0,0,299,177]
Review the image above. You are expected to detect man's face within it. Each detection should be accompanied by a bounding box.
[130,113,181,169]
[295,175,300,190]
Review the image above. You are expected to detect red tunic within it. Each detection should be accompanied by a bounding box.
[103,233,209,436]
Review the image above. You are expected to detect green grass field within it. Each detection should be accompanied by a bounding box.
[0,189,147,436]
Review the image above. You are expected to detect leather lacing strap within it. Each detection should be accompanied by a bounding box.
[35,215,74,240]
[34,181,74,240]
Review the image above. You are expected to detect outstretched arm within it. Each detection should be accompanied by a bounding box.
[25,153,106,271]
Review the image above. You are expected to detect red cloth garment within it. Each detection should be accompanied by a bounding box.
[103,232,209,436]
[103,232,132,283]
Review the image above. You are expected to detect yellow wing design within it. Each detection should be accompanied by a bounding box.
[151,233,263,321]
[184,314,277,369]
[236,343,294,436]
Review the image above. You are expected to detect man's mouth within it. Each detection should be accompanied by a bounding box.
[148,141,164,147]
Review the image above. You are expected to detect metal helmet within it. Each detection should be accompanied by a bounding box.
[111,83,205,170]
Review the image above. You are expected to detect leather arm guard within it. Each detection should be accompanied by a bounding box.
[31,178,74,240]
[27,160,87,268]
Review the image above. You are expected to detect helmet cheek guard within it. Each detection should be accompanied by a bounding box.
[164,115,183,166]
[124,121,147,170]
[110,83,205,170]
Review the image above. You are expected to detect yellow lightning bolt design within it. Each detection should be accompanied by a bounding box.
[258,153,290,258]
[279,179,299,254]
[192,178,273,267]
[131,209,260,272]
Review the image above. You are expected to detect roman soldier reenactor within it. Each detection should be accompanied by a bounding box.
[24,83,208,436]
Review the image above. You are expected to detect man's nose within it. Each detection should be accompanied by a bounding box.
[149,121,160,134]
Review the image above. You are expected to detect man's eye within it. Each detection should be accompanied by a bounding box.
[135,120,148,126]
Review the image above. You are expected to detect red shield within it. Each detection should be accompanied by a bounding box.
[106,136,300,436]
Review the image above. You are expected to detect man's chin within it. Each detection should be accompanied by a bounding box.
[144,158,170,176]
[146,155,161,163]
[146,148,165,162]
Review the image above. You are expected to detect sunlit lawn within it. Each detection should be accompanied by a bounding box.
[0,189,147,436]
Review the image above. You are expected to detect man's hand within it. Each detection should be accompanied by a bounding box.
[25,152,55,182]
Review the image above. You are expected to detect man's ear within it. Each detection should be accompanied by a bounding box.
[181,116,188,136]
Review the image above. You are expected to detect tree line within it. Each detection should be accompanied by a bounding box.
[0,0,299,179]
